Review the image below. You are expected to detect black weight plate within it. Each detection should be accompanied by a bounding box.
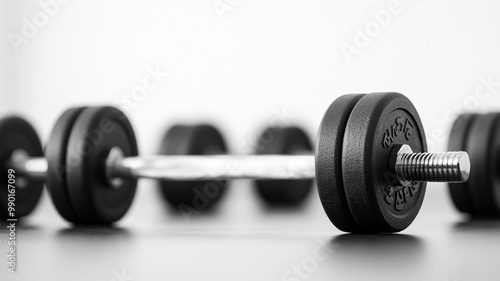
[447,114,478,214]
[159,125,228,210]
[254,126,313,206]
[316,94,365,232]
[343,92,427,233]
[0,117,43,219]
[45,107,87,223]
[66,107,138,224]
[488,114,500,216]
[465,113,500,216]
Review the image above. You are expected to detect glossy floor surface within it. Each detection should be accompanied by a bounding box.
[1,180,499,281]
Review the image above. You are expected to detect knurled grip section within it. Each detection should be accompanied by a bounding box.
[115,155,316,181]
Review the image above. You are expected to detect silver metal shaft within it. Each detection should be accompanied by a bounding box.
[17,158,48,179]
[10,151,47,181]
[11,146,470,184]
[112,155,315,180]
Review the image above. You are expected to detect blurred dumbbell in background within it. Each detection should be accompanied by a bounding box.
[448,113,500,217]
[157,124,314,211]
[0,109,314,223]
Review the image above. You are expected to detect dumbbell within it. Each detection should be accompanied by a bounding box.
[0,108,314,222]
[1,92,470,232]
[448,113,500,216]
[0,117,44,219]
[158,124,313,209]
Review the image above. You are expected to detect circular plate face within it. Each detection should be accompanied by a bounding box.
[254,126,313,206]
[159,125,228,211]
[465,113,500,216]
[342,92,427,233]
[0,117,43,219]
[316,94,365,232]
[447,114,478,214]
[66,107,138,224]
[45,107,88,223]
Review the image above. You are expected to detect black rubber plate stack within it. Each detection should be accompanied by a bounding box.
[46,106,138,224]
[0,117,44,219]
[255,127,313,206]
[66,107,138,223]
[342,92,427,233]
[447,114,478,214]
[45,107,88,223]
[316,94,366,232]
[159,125,228,211]
[463,113,500,217]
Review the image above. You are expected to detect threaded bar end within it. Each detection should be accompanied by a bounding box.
[395,151,470,183]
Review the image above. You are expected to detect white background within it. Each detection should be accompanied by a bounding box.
[2,0,500,152]
[1,0,500,211]
[2,0,500,222]
[1,1,500,280]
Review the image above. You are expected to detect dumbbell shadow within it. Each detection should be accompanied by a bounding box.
[56,226,131,239]
[321,234,426,279]
[453,218,500,232]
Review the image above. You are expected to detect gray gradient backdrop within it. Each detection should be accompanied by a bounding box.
[1,1,500,280]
